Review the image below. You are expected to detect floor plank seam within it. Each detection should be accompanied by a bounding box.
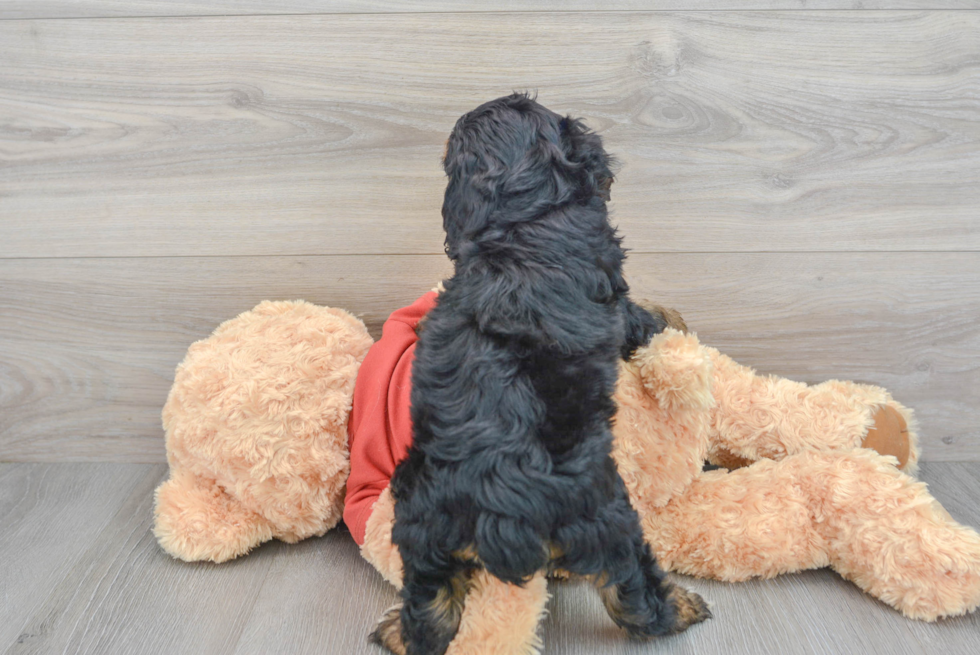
[4,249,980,262]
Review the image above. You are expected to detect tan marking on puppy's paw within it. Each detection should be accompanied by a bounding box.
[636,300,688,334]
[667,585,711,634]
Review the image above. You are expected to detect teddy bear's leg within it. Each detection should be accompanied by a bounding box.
[372,571,549,655]
[640,450,980,621]
[360,487,404,587]
[705,347,919,472]
[362,487,549,655]
[640,457,829,583]
[154,468,275,563]
[445,571,549,655]
[813,450,980,621]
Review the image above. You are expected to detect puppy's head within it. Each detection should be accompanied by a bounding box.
[441,93,615,261]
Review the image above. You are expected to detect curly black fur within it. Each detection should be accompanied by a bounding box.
[377,94,709,655]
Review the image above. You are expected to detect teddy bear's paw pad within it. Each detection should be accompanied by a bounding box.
[370,605,408,655]
[863,406,910,469]
[665,584,712,634]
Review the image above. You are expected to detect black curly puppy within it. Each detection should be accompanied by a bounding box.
[372,94,710,655]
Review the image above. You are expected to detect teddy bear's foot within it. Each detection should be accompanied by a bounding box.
[709,405,912,472]
[642,449,980,620]
[373,574,548,655]
[154,469,274,563]
[702,348,921,473]
[360,488,549,654]
[833,503,980,621]
[818,451,980,621]
[445,571,548,655]
[841,523,980,621]
[862,405,910,469]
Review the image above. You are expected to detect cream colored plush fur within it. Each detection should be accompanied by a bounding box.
[154,300,372,562]
[616,331,976,622]
[155,301,980,655]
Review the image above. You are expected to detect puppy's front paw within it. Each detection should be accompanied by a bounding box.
[547,568,574,581]
[636,300,688,334]
[370,605,407,655]
[666,584,711,634]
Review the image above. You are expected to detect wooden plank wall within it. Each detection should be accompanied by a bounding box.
[4,2,980,19]
[2,3,979,462]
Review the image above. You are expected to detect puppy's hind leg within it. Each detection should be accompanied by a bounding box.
[372,553,470,655]
[600,525,709,636]
[595,536,710,637]
[561,482,710,637]
[371,604,408,655]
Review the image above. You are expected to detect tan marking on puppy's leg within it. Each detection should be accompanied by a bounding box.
[593,572,641,630]
[429,569,471,633]
[595,573,625,617]
[545,542,579,581]
[370,605,407,655]
[452,544,480,564]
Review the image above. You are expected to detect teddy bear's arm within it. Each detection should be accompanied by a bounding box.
[705,348,919,472]
[155,469,277,563]
[639,449,980,621]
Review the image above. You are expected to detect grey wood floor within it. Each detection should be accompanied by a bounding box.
[2,461,978,655]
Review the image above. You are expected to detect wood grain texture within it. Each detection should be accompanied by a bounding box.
[0,254,453,462]
[2,11,979,257]
[3,464,280,655]
[1,252,978,462]
[544,572,933,655]
[3,2,979,20]
[0,463,156,652]
[231,532,401,655]
[2,462,977,654]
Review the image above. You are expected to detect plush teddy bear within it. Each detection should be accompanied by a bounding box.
[154,293,980,655]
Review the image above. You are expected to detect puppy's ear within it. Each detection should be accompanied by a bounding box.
[558,117,616,202]
[441,124,504,261]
